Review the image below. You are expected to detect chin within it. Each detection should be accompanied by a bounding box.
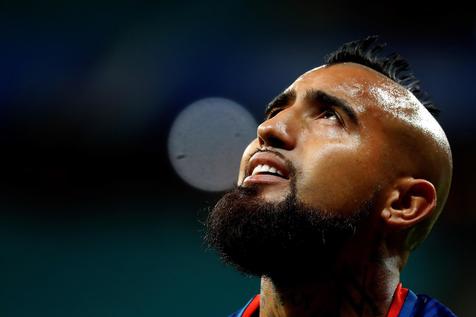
[260,188,290,202]
[205,182,375,282]
[239,182,291,202]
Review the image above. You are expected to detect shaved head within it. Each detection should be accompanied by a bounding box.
[363,70,452,250]
[307,62,452,251]
[265,61,452,256]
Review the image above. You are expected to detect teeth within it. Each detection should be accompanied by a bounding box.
[251,164,284,177]
[251,164,263,176]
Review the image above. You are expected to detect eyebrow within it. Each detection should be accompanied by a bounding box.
[306,89,359,125]
[264,90,297,118]
[264,88,359,125]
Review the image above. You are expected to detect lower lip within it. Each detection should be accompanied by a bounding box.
[243,174,289,186]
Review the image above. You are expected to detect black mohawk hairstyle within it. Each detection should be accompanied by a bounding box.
[325,35,440,118]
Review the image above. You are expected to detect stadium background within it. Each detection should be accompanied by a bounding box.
[0,1,475,316]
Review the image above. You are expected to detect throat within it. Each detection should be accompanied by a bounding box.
[259,266,398,317]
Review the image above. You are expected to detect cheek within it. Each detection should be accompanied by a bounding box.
[297,144,381,213]
[237,139,259,184]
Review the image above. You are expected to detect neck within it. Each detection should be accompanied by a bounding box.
[259,253,401,317]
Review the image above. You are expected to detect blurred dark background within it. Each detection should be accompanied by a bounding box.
[0,1,475,316]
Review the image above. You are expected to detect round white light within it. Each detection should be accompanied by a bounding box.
[168,97,257,191]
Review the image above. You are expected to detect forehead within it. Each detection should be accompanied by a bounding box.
[289,63,449,158]
[290,62,422,118]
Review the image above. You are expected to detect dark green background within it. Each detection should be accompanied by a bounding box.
[0,1,474,316]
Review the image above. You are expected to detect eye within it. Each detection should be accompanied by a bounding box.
[319,109,340,122]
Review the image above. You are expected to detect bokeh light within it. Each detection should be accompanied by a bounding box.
[168,97,257,191]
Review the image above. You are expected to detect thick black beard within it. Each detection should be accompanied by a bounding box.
[204,184,373,284]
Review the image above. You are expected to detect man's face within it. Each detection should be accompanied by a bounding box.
[239,63,397,215]
[206,63,416,281]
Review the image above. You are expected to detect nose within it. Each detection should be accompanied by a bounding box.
[257,108,297,150]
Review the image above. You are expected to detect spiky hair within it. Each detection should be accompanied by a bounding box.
[325,35,439,118]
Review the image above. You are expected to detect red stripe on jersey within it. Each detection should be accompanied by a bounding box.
[242,295,260,317]
[387,283,409,317]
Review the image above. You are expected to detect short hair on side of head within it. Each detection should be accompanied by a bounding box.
[325,35,440,118]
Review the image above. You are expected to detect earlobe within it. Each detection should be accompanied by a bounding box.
[381,178,437,229]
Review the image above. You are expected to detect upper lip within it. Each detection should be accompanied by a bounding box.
[246,151,290,179]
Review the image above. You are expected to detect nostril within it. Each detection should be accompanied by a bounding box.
[258,130,294,150]
[258,134,285,148]
[267,135,287,149]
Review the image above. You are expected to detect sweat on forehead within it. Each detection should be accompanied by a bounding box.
[291,62,451,184]
[326,63,448,146]
[293,63,439,126]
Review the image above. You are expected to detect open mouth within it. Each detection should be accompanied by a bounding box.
[250,163,286,178]
[243,151,290,185]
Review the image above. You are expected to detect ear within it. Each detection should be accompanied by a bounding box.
[381,177,437,229]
